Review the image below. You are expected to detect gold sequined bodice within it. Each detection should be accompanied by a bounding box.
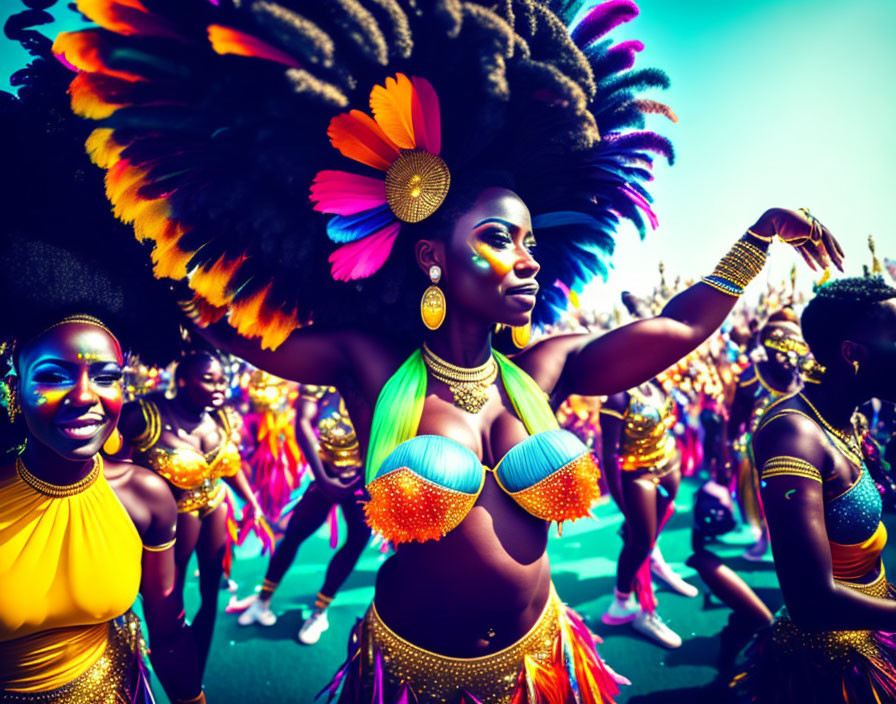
[619,386,677,471]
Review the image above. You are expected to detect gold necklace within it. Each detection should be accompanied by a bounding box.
[422,343,498,414]
[798,392,863,461]
[16,454,102,498]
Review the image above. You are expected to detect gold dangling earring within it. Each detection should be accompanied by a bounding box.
[4,381,19,422]
[511,322,531,349]
[103,428,123,455]
[853,360,860,375]
[421,265,446,330]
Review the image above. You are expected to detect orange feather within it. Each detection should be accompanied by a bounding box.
[76,0,182,39]
[86,128,125,169]
[190,254,247,307]
[369,73,416,149]
[229,284,299,350]
[327,110,400,171]
[208,25,301,69]
[52,31,142,81]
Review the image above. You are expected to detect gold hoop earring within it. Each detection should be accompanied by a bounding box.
[853,360,860,375]
[421,265,446,331]
[511,322,531,349]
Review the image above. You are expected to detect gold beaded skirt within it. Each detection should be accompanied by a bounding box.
[324,585,619,704]
[731,570,896,703]
[0,612,151,704]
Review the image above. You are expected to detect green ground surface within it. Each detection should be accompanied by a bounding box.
[153,478,896,703]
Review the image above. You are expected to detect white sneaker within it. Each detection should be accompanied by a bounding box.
[237,598,277,627]
[602,594,640,626]
[650,558,699,598]
[298,609,329,645]
[632,610,682,648]
[742,533,769,561]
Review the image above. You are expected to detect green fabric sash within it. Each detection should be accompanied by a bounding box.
[365,348,558,484]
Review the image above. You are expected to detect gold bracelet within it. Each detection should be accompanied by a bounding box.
[705,239,768,294]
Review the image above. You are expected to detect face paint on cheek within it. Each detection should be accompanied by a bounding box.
[32,388,68,409]
[469,242,514,277]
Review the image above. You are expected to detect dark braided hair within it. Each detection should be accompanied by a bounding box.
[48,0,674,347]
[801,277,896,368]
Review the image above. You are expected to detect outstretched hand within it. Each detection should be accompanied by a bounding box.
[758,208,845,272]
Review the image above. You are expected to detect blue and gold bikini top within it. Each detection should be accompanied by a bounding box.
[757,403,885,581]
[363,350,601,544]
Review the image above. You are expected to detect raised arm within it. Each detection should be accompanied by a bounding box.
[535,208,842,398]
[753,414,896,632]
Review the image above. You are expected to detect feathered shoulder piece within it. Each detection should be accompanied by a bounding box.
[53,0,674,348]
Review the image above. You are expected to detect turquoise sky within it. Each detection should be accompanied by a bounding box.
[3,1,894,310]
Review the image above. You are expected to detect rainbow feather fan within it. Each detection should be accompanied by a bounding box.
[49,0,674,347]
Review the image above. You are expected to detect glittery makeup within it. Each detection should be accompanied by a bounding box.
[470,241,513,276]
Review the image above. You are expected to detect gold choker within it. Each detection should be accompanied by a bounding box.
[17,454,102,498]
[422,343,498,414]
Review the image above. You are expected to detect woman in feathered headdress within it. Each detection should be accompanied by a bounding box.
[0,13,203,702]
[53,0,842,700]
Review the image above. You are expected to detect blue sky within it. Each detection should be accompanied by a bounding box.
[3,1,894,311]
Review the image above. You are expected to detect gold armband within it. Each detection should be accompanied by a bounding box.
[143,538,176,552]
[701,238,768,297]
[761,456,822,483]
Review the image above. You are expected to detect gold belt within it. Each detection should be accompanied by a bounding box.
[365,588,561,704]
[177,479,225,516]
[771,568,892,663]
[0,613,145,704]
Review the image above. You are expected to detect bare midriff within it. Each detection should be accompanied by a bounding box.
[374,474,554,657]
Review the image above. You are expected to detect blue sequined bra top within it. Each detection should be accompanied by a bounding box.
[364,429,601,544]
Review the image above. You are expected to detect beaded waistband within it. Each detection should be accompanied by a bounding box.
[365,587,561,704]
[0,614,144,703]
[176,479,225,516]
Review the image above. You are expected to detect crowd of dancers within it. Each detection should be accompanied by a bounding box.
[2,1,896,703]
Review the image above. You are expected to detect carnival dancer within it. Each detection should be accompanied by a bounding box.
[599,294,698,649]
[0,33,202,700]
[237,386,370,645]
[727,314,807,559]
[55,0,843,700]
[732,276,896,703]
[118,351,263,676]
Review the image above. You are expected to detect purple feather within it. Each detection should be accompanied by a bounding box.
[604,131,675,164]
[571,0,640,47]
[607,40,644,70]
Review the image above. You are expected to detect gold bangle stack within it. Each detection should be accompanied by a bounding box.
[17,454,102,497]
[422,343,498,414]
[701,238,768,297]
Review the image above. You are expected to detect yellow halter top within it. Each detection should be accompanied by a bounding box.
[0,459,142,692]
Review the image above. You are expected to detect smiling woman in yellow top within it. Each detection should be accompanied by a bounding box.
[0,312,203,703]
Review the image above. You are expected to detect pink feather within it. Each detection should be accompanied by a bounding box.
[310,170,387,215]
[621,185,658,229]
[571,0,640,47]
[411,77,441,154]
[328,223,400,281]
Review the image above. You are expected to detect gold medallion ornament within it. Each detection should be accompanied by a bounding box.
[385,149,451,223]
[422,343,498,414]
[420,265,446,330]
[511,322,531,349]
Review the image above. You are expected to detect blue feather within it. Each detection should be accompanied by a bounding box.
[326,204,394,244]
